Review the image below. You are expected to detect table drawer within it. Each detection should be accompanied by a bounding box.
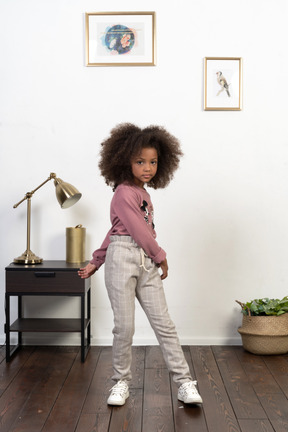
[6,270,87,293]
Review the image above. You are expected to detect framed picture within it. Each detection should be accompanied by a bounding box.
[204,57,242,111]
[85,12,156,66]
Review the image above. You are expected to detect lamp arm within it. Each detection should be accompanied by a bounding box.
[13,173,57,208]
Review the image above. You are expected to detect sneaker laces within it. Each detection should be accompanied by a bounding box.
[180,381,199,395]
[109,380,128,397]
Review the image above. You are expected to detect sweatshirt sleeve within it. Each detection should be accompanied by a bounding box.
[89,228,112,269]
[113,187,166,264]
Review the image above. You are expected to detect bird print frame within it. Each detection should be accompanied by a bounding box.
[85,12,156,66]
[204,57,242,111]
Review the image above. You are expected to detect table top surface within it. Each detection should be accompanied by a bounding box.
[6,260,90,271]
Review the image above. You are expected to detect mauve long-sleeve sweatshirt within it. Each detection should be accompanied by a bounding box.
[90,182,166,270]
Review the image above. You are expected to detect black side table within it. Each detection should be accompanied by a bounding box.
[5,260,91,362]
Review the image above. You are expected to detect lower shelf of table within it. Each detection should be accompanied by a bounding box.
[9,318,90,333]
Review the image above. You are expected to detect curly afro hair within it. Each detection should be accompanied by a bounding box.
[99,123,183,190]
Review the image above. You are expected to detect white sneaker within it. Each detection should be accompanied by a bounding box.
[178,381,203,404]
[107,380,129,406]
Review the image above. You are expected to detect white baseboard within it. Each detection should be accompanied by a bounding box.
[0,334,242,346]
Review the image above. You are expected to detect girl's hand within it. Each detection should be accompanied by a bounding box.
[159,259,168,280]
[78,263,97,279]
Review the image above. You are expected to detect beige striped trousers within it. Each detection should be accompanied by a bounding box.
[104,235,192,387]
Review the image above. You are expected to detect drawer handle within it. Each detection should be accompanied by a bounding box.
[34,272,56,278]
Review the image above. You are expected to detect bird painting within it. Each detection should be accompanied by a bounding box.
[216,71,230,97]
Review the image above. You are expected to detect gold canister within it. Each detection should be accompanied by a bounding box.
[66,224,86,263]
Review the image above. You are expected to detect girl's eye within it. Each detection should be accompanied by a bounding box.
[136,161,143,165]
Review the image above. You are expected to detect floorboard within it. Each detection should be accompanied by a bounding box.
[191,346,241,432]
[1,345,288,431]
[212,346,267,419]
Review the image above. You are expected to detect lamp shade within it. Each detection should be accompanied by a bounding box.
[54,178,82,209]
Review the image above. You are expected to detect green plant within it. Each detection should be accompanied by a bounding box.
[236,296,288,316]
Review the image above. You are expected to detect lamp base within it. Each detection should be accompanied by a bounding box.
[14,249,43,265]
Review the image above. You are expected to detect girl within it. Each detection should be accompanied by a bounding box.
[78,123,203,406]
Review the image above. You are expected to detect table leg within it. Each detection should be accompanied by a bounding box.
[87,288,91,349]
[81,294,85,362]
[18,296,22,346]
[5,294,11,362]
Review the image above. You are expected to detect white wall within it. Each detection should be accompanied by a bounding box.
[1,0,288,347]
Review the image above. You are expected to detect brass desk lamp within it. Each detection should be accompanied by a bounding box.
[13,172,82,264]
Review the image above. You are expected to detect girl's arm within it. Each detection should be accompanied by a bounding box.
[78,228,112,279]
[89,228,112,268]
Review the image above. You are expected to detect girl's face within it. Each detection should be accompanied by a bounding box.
[131,147,158,188]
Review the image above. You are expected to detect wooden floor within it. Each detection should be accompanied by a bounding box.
[1,345,288,432]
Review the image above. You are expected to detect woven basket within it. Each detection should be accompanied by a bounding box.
[238,314,288,355]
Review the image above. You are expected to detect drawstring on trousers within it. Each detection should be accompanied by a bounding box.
[139,248,149,272]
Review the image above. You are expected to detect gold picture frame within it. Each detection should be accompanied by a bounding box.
[85,11,156,67]
[204,57,242,111]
